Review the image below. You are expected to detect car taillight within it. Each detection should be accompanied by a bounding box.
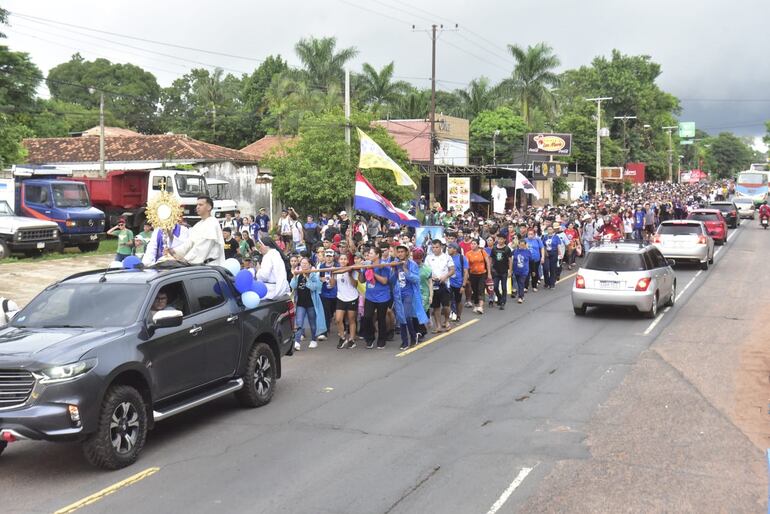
[697,235,707,244]
[287,300,296,327]
[575,275,585,289]
[652,235,661,243]
[635,277,651,292]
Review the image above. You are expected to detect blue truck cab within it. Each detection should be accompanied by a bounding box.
[12,166,105,252]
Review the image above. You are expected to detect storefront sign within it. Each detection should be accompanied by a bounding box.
[531,161,568,179]
[526,133,572,156]
[446,176,470,214]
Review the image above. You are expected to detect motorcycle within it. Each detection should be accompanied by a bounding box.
[761,216,768,230]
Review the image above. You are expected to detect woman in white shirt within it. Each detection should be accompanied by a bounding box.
[256,236,290,300]
[329,253,359,349]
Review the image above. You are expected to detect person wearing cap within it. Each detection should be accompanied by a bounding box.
[133,221,153,260]
[106,217,135,262]
[255,207,270,239]
[447,242,468,322]
[317,248,338,341]
[338,211,350,235]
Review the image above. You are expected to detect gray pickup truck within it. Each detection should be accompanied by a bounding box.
[0,264,294,469]
[0,199,60,258]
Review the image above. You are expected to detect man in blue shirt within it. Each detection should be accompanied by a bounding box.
[318,249,338,341]
[512,240,531,303]
[633,205,645,241]
[541,225,562,289]
[447,243,469,322]
[524,229,544,292]
[255,207,271,239]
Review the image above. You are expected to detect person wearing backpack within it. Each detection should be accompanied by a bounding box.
[0,297,20,327]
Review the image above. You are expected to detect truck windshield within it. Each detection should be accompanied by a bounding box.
[209,183,229,200]
[11,282,149,329]
[0,200,14,216]
[175,175,208,198]
[52,183,91,208]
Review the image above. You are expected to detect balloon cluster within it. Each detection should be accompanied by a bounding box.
[223,258,268,309]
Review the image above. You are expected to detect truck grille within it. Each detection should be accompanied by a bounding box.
[18,228,58,242]
[0,370,35,409]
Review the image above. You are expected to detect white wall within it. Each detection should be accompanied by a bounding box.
[197,162,262,217]
[434,139,468,166]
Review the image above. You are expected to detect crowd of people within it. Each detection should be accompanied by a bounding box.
[104,180,731,353]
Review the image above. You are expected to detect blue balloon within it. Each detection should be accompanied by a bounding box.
[122,255,141,270]
[224,258,241,276]
[250,280,268,299]
[234,269,254,294]
[241,291,261,309]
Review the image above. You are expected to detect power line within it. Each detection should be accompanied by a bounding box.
[335,0,412,26]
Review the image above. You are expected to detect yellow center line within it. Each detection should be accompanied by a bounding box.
[396,318,479,357]
[557,272,577,284]
[53,467,160,514]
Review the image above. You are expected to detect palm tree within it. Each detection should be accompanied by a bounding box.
[455,77,497,119]
[389,89,430,119]
[498,42,560,126]
[196,68,225,141]
[294,36,359,91]
[358,62,410,112]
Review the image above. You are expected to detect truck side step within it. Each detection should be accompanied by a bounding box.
[153,378,244,422]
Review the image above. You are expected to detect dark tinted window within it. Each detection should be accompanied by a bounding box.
[187,276,225,313]
[710,204,734,212]
[151,281,189,317]
[689,213,719,222]
[658,224,703,235]
[650,249,668,268]
[584,252,645,272]
[24,184,49,204]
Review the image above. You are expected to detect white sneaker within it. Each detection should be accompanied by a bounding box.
[294,342,301,351]
[317,334,327,341]
[309,340,318,349]
[300,334,305,341]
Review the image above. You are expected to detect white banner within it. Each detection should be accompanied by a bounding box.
[447,176,470,214]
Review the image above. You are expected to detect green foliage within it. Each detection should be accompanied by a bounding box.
[469,107,527,164]
[294,36,358,91]
[357,62,410,114]
[0,7,7,38]
[47,54,161,133]
[552,176,570,198]
[0,116,33,167]
[706,132,754,178]
[265,110,419,214]
[498,42,560,126]
[0,44,42,165]
[455,77,498,119]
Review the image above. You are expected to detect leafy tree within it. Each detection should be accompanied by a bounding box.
[469,107,527,164]
[555,101,624,178]
[705,132,754,178]
[357,62,410,113]
[0,44,42,165]
[0,6,8,38]
[455,77,498,119]
[47,54,161,133]
[294,36,358,91]
[266,110,419,214]
[389,88,430,119]
[240,55,289,141]
[260,69,339,136]
[498,42,560,126]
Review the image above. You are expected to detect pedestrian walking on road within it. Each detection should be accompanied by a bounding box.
[512,240,531,304]
[490,234,512,310]
[466,239,492,314]
[425,239,455,331]
[524,229,544,292]
[290,257,326,351]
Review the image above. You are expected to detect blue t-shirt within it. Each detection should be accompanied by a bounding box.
[513,248,531,276]
[255,215,270,232]
[525,237,543,261]
[366,266,391,303]
[450,254,469,288]
[319,262,338,298]
[543,234,561,256]
[249,222,259,237]
[634,210,645,229]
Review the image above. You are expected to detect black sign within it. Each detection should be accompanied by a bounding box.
[526,133,572,156]
[531,161,568,180]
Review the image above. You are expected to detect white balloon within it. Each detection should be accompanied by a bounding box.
[241,291,261,309]
[224,258,241,276]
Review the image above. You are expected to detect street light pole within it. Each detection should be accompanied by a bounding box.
[99,92,105,177]
[662,125,677,182]
[613,115,637,164]
[586,97,612,196]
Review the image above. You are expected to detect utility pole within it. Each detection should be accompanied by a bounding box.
[492,129,500,166]
[586,97,612,195]
[663,125,677,182]
[413,23,458,207]
[99,92,105,177]
[613,115,637,164]
[344,68,351,146]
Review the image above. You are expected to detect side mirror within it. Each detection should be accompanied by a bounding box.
[152,309,183,328]
[667,259,676,267]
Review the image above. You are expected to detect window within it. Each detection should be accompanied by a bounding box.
[186,277,225,313]
[25,184,49,204]
[583,252,645,272]
[642,252,655,270]
[151,176,174,192]
[650,249,668,268]
[658,224,702,235]
[689,213,719,222]
[175,175,207,198]
[149,282,189,318]
[52,183,90,208]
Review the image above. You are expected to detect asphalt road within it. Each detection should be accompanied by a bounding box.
[0,222,758,514]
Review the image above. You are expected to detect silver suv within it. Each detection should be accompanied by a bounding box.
[572,242,676,318]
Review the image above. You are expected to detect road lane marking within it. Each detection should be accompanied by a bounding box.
[557,272,577,284]
[676,270,703,301]
[486,466,534,514]
[54,467,160,514]
[396,319,479,357]
[643,306,671,335]
[715,226,739,256]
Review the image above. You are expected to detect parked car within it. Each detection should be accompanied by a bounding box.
[652,220,714,270]
[733,197,756,219]
[0,264,294,469]
[687,209,728,245]
[572,242,676,318]
[708,201,740,228]
[0,199,61,259]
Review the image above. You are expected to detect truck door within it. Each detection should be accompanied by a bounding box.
[140,281,208,399]
[185,275,241,383]
[21,182,54,219]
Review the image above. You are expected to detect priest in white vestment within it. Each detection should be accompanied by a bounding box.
[169,196,225,266]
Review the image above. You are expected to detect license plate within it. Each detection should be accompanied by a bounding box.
[599,281,621,289]
[36,242,45,249]
[90,234,99,241]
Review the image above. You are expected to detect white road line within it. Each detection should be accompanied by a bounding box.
[643,306,671,335]
[486,466,534,514]
[676,270,703,301]
[715,226,739,255]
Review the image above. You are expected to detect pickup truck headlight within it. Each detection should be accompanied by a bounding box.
[40,358,97,384]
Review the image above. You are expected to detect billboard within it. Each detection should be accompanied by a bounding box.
[526,133,572,156]
[678,122,695,139]
[446,176,470,214]
[600,167,623,182]
[624,162,646,184]
[531,161,568,180]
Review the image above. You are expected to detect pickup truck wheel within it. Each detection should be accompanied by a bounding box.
[236,342,276,408]
[82,385,148,470]
[0,240,9,259]
[78,243,100,253]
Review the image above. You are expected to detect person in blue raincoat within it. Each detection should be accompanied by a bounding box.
[391,244,430,350]
[289,257,327,351]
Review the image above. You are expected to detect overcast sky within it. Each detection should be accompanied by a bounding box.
[3,0,769,149]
